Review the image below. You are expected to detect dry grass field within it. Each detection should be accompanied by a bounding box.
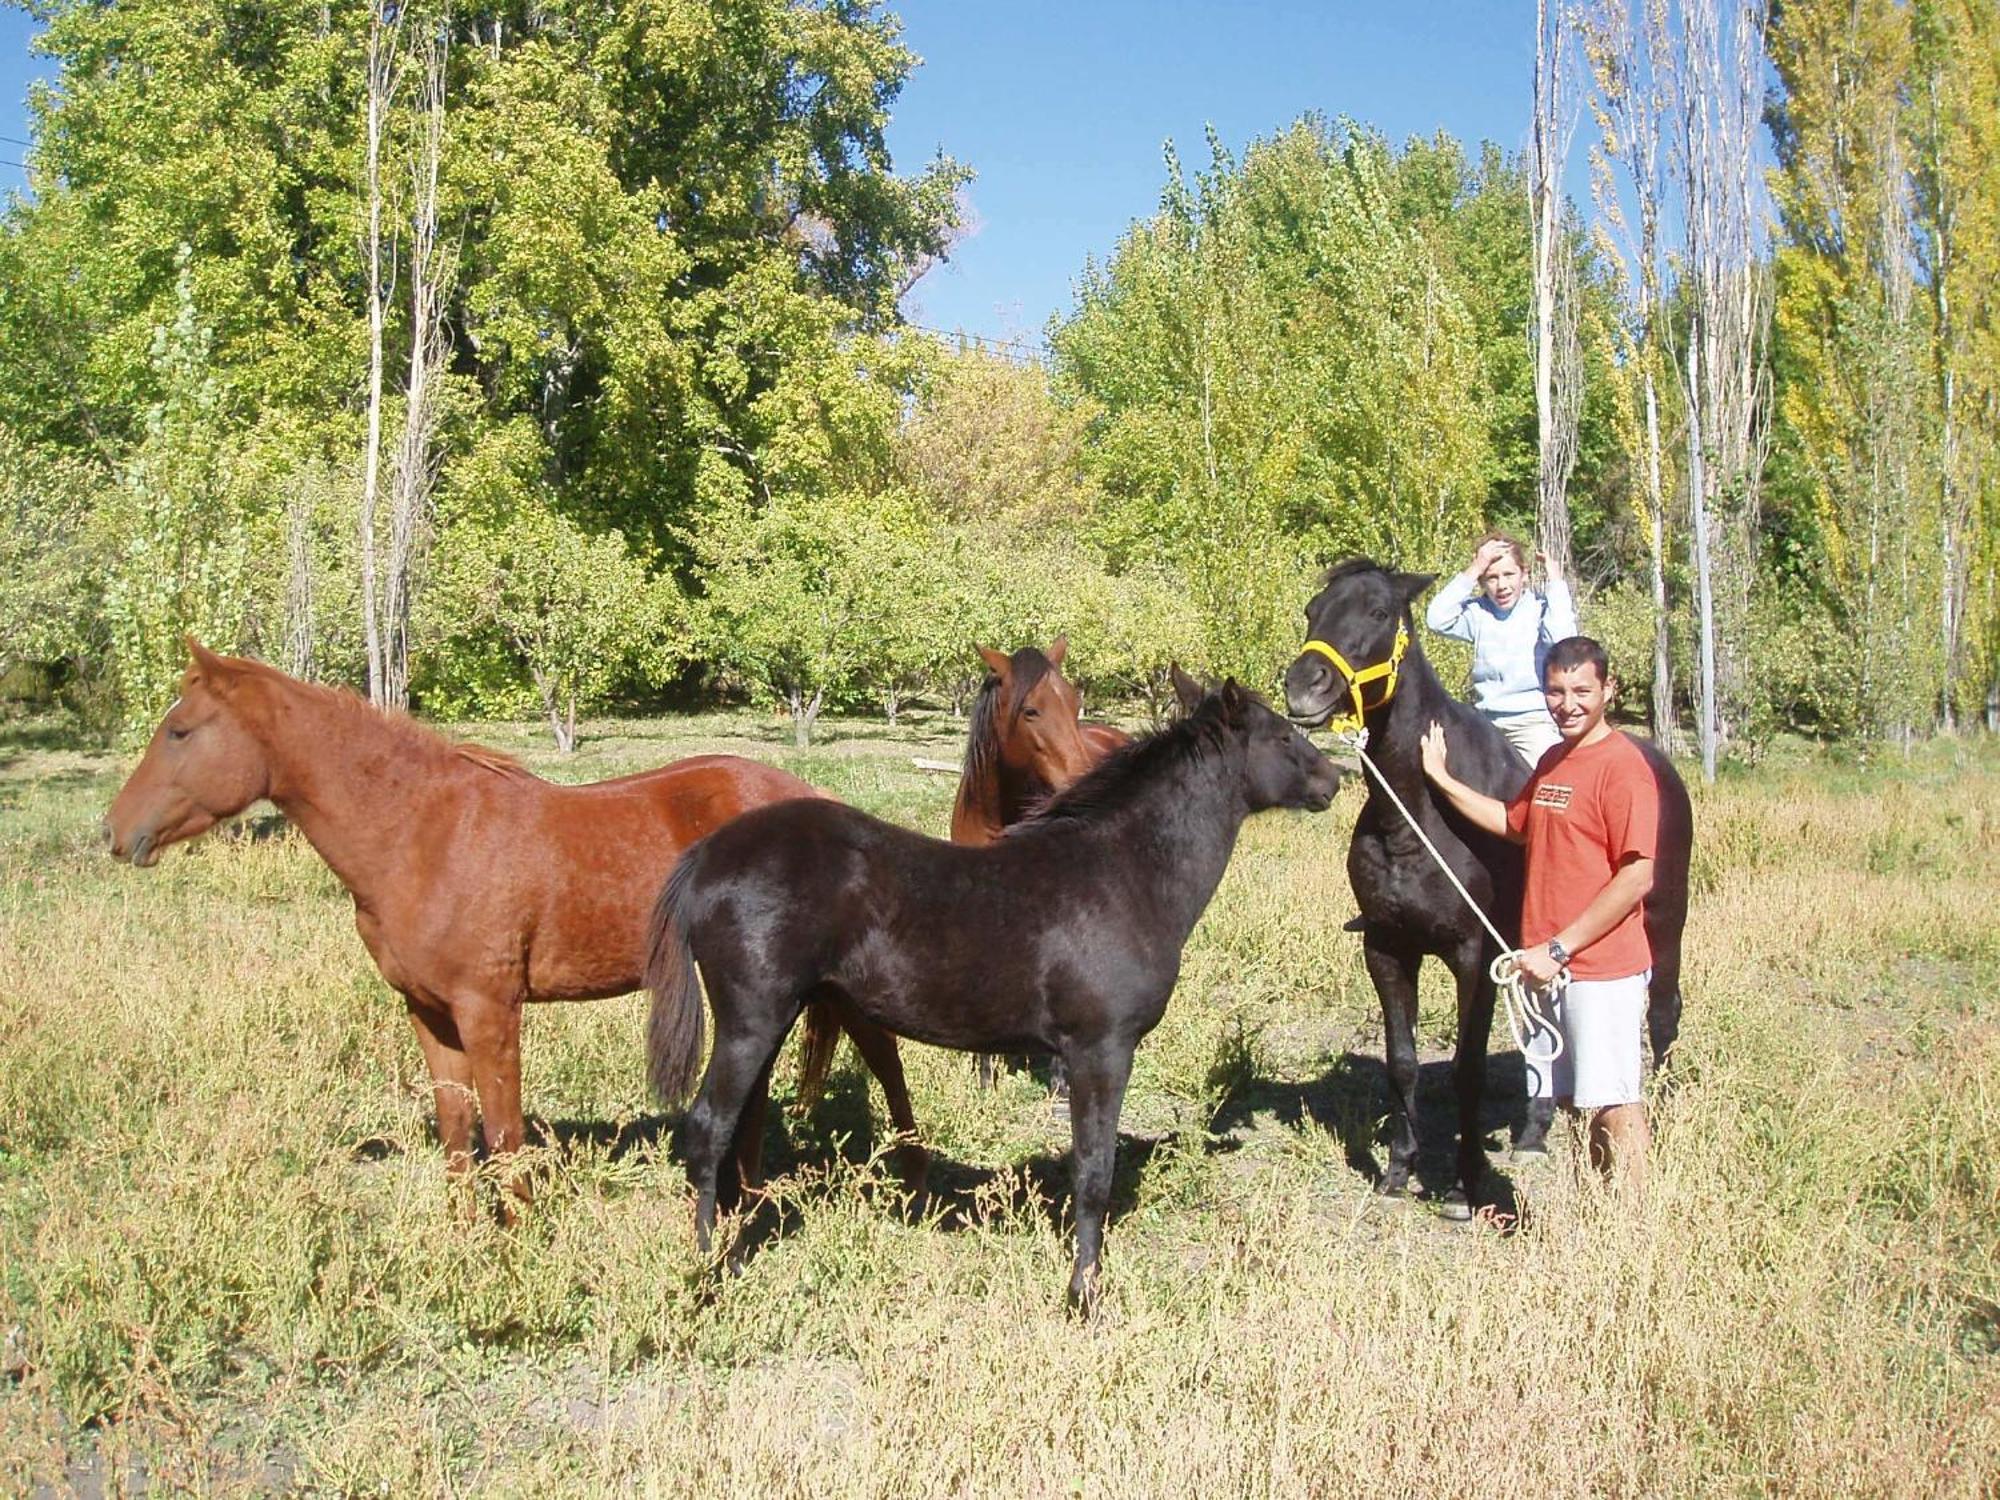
[1,705,1995,1496]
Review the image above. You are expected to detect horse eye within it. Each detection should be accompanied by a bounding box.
[168,727,191,742]
[1023,707,1040,720]
[1372,608,1389,622]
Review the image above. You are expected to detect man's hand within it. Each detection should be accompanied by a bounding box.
[1517,942,1565,986]
[1419,719,1515,840]
[1419,721,1451,785]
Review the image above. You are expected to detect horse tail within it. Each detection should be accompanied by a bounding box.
[794,998,843,1108]
[644,853,707,1108]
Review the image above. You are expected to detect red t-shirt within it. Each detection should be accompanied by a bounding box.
[1505,730,1660,980]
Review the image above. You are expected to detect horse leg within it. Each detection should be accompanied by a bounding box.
[838,1012,931,1210]
[404,1000,479,1217]
[1445,941,1494,1219]
[728,1052,777,1206]
[1063,1040,1136,1315]
[1363,935,1424,1196]
[456,996,531,1222]
[685,1015,795,1258]
[1646,943,1684,1074]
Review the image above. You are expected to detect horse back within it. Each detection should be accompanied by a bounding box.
[497,754,826,1002]
[1628,734,1692,933]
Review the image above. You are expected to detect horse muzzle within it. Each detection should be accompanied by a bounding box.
[105,818,158,868]
[1283,657,1339,728]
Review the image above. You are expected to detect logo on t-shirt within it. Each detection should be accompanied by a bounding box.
[1533,782,1573,811]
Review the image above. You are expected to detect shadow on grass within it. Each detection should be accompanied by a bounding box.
[493,1043,1531,1265]
[1207,1049,1532,1217]
[0,714,97,759]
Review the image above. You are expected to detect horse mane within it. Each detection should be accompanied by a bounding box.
[226,657,530,779]
[1014,691,1244,832]
[1318,554,1387,587]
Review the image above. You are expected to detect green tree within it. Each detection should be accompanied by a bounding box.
[1,0,965,721]
[435,500,670,752]
[97,255,261,742]
[1053,119,1493,682]
[0,433,99,684]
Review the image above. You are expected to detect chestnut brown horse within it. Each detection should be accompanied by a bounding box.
[104,642,926,1211]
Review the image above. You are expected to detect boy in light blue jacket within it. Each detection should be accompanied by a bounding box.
[1424,531,1577,765]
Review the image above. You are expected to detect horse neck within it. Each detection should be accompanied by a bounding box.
[242,680,452,898]
[954,760,1041,837]
[1100,735,1247,941]
[1359,631,1450,803]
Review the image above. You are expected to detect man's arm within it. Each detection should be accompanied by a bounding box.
[1515,855,1654,984]
[1418,722,1521,842]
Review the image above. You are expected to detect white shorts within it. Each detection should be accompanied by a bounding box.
[1522,969,1649,1110]
[1492,710,1562,766]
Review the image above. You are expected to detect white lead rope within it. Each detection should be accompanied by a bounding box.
[1332,727,1566,1064]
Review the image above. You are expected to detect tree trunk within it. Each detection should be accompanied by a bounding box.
[383,18,451,712]
[1686,335,1718,784]
[358,0,396,705]
[788,685,824,748]
[1532,0,1580,581]
[533,666,575,753]
[284,473,316,680]
[1644,368,1674,753]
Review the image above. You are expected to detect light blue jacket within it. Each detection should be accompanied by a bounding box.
[1423,572,1579,719]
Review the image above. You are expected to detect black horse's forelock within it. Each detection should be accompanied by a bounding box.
[1317,555,1389,589]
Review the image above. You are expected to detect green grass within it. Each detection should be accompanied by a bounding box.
[1,706,1996,1495]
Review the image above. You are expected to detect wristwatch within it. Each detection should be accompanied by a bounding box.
[1546,937,1571,968]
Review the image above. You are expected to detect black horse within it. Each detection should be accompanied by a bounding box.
[644,673,1340,1308]
[1282,559,1691,1213]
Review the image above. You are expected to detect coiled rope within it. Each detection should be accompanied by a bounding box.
[1330,727,1566,1064]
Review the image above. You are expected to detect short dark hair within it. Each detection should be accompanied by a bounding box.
[1544,635,1610,684]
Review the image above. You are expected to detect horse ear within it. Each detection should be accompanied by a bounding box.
[1219,677,1246,717]
[186,637,227,678]
[186,637,244,694]
[1169,664,1205,713]
[1046,635,1068,668]
[1394,571,1437,604]
[976,645,1011,679]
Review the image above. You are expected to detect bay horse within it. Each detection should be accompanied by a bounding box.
[951,637,1129,1090]
[104,641,927,1212]
[645,672,1340,1309]
[1281,560,1691,1214]
[948,637,1130,847]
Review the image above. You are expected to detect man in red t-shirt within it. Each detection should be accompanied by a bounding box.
[1418,636,1660,1188]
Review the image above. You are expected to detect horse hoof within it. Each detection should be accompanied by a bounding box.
[1374,1177,1409,1200]
[1511,1141,1551,1164]
[1438,1189,1473,1223]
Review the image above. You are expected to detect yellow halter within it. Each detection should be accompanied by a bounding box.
[1299,621,1409,734]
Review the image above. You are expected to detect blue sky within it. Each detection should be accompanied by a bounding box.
[0,2,1553,348]
[885,2,1545,351]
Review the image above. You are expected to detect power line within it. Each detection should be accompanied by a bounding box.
[901,320,1055,363]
